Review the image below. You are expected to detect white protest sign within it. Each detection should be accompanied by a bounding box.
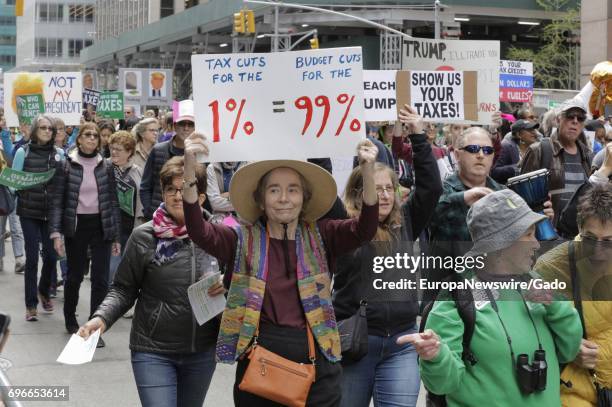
[192,47,365,162]
[4,72,83,126]
[363,70,397,122]
[395,70,478,122]
[402,38,500,124]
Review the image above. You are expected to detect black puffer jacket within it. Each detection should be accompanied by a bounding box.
[93,222,221,353]
[49,150,120,241]
[333,133,442,337]
[16,143,63,220]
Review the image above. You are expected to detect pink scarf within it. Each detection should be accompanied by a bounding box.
[152,204,188,265]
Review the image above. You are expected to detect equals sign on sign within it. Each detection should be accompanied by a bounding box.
[272,100,285,113]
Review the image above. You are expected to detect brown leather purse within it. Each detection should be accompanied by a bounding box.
[239,325,316,407]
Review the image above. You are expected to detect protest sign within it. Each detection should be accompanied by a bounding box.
[143,69,173,106]
[0,168,55,190]
[116,178,135,216]
[192,47,365,162]
[402,38,499,124]
[97,92,125,119]
[499,60,533,103]
[396,71,477,122]
[82,71,98,91]
[16,94,45,125]
[363,70,397,122]
[82,88,101,111]
[119,68,173,106]
[4,72,82,127]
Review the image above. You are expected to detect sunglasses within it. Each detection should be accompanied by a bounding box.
[82,132,99,139]
[460,145,495,155]
[564,113,586,122]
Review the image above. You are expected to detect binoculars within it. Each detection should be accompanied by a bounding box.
[516,349,547,394]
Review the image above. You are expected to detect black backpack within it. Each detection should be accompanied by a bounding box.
[419,286,478,406]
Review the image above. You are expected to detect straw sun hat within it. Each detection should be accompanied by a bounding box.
[229,160,337,224]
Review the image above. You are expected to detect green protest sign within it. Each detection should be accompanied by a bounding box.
[0,168,55,190]
[116,178,135,216]
[16,94,45,125]
[97,91,125,119]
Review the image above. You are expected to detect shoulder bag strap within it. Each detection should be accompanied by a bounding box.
[306,324,316,364]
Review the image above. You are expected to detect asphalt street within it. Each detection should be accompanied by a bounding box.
[0,243,426,407]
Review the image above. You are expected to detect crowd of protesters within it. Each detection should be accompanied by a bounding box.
[0,91,611,407]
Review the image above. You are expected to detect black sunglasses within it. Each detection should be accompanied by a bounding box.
[460,145,495,155]
[564,112,586,122]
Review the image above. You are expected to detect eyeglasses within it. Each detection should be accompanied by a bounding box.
[564,113,586,122]
[580,234,612,243]
[376,186,394,196]
[164,187,183,197]
[176,121,195,128]
[82,132,99,139]
[460,145,495,155]
[38,126,52,131]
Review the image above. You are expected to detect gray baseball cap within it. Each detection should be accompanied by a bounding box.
[465,189,547,257]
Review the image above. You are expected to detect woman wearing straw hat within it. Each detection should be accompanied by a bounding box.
[182,132,379,406]
[397,189,583,407]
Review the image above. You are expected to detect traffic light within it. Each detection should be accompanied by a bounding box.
[233,11,246,34]
[310,37,319,49]
[245,10,256,34]
[15,0,24,16]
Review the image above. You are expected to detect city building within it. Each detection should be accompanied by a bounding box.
[580,0,612,86]
[0,0,17,73]
[13,0,95,72]
[80,0,573,99]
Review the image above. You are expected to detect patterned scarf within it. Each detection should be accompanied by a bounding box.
[152,203,188,265]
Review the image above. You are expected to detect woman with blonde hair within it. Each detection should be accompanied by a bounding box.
[333,105,442,407]
[131,118,159,169]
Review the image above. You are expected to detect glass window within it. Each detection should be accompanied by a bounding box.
[161,0,173,18]
[38,3,48,21]
[36,38,47,57]
[84,5,94,23]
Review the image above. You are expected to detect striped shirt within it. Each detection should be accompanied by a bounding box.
[550,151,587,225]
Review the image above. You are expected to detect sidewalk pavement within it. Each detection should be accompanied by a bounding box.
[0,245,425,407]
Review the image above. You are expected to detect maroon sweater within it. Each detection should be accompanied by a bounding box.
[183,200,378,329]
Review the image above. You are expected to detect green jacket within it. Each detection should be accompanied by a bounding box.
[421,288,582,406]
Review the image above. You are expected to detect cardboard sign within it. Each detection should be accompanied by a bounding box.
[396,71,477,122]
[192,47,365,162]
[0,168,55,190]
[16,94,45,125]
[499,60,534,103]
[116,178,135,217]
[402,38,499,124]
[4,72,82,127]
[82,88,101,110]
[118,68,173,107]
[97,92,125,119]
[363,70,397,122]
